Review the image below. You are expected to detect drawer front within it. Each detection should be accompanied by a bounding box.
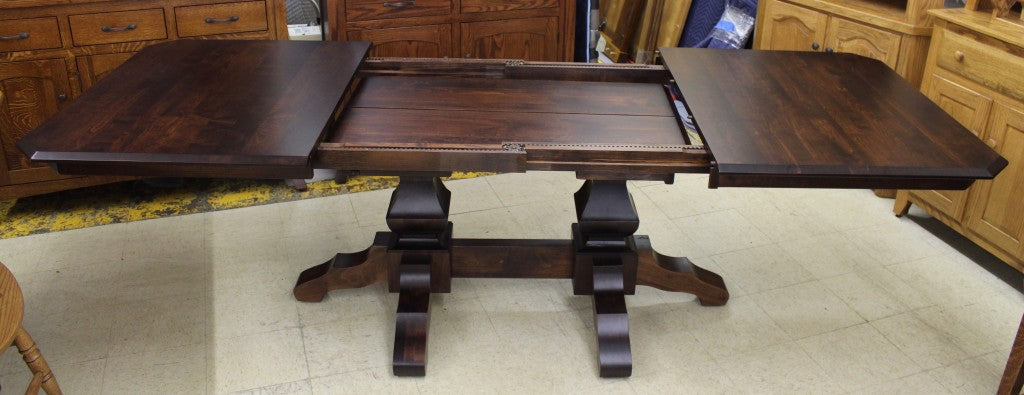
[175,1,269,38]
[0,17,62,53]
[69,9,167,46]
[462,0,558,13]
[346,0,451,21]
[935,29,1024,103]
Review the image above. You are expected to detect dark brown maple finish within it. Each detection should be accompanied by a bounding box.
[661,48,1008,189]
[18,42,1008,378]
[19,40,369,179]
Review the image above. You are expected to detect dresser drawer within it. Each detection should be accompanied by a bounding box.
[346,0,451,21]
[935,29,1024,102]
[175,1,269,38]
[462,0,558,13]
[0,17,62,53]
[69,9,167,46]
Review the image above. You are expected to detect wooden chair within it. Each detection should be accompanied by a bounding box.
[0,263,61,394]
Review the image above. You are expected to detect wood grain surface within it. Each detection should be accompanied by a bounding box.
[661,48,1007,189]
[332,75,684,148]
[19,40,369,179]
[0,263,24,350]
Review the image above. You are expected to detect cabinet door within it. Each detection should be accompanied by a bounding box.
[0,59,73,186]
[966,103,1024,256]
[909,74,993,220]
[348,25,452,58]
[757,0,827,52]
[77,52,135,91]
[460,17,559,61]
[824,17,901,68]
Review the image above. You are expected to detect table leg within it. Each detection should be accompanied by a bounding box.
[571,180,638,377]
[291,177,730,378]
[393,260,431,376]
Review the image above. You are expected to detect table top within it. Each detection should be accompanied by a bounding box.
[18,40,369,179]
[661,48,1007,188]
[17,41,1007,189]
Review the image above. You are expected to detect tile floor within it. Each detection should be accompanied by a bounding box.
[0,172,1021,394]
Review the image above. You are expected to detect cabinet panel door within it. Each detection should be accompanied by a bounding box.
[77,52,136,91]
[967,103,1024,256]
[757,0,827,52]
[0,59,73,185]
[348,25,452,58]
[909,74,993,220]
[824,17,901,68]
[460,17,559,61]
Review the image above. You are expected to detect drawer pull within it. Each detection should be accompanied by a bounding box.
[383,0,416,7]
[205,16,240,24]
[811,42,820,50]
[101,24,137,33]
[954,50,965,62]
[57,93,67,102]
[0,32,29,41]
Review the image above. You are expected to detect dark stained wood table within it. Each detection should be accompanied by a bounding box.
[18,41,1007,378]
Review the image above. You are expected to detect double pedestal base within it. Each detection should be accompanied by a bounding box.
[293,176,729,377]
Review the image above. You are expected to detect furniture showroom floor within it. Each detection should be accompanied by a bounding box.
[0,172,1019,394]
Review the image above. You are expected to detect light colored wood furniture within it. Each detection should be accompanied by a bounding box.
[0,263,61,394]
[0,0,288,201]
[893,7,1024,272]
[326,0,575,61]
[753,0,940,88]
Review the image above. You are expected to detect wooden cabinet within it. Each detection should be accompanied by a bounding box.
[0,0,288,200]
[460,17,558,60]
[894,10,1024,272]
[966,103,1024,257]
[754,0,939,87]
[759,0,827,52]
[327,0,574,61]
[911,74,993,220]
[0,59,72,186]
[348,25,452,58]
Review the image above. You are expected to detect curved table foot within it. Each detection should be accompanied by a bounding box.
[293,233,389,302]
[393,263,432,376]
[635,236,729,306]
[593,265,632,377]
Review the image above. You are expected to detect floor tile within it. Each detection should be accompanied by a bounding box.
[753,281,865,339]
[797,323,922,392]
[102,344,205,395]
[211,329,309,394]
[871,313,970,370]
[715,342,845,394]
[711,245,814,295]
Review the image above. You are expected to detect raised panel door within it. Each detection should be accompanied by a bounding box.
[824,17,902,68]
[460,17,558,61]
[348,25,452,58]
[967,102,1024,256]
[0,59,73,186]
[909,74,993,220]
[757,0,827,52]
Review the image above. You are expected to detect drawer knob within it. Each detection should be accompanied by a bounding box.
[57,93,67,102]
[811,42,820,50]
[825,47,834,53]
[383,0,415,7]
[0,32,29,41]
[206,16,240,24]
[101,24,137,33]
[954,51,965,62]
